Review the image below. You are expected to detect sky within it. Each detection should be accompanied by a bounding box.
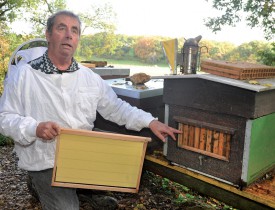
[67,0,268,45]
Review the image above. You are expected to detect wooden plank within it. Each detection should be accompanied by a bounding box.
[188,125,195,147]
[179,145,229,161]
[218,132,225,156]
[194,127,200,148]
[183,124,189,145]
[199,128,206,150]
[52,128,151,193]
[212,131,220,154]
[225,134,231,160]
[206,129,212,152]
[177,124,183,147]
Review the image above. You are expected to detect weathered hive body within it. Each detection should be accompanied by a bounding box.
[163,74,275,186]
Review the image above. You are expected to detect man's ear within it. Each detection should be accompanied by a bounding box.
[45,30,50,42]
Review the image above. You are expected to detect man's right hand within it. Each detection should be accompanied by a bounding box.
[36,121,61,140]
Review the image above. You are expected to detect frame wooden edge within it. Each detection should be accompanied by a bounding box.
[60,127,152,142]
[135,141,148,191]
[51,133,61,186]
[51,181,138,193]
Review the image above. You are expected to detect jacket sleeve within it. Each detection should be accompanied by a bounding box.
[96,79,156,131]
[0,72,38,146]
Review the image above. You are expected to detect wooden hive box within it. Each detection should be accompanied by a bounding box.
[162,76,275,187]
[201,59,275,80]
[52,128,151,193]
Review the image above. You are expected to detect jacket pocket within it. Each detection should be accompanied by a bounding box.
[77,87,100,115]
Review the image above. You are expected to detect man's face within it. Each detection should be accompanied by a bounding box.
[46,14,80,59]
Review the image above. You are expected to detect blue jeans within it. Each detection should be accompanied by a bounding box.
[28,168,79,210]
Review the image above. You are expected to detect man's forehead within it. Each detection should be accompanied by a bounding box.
[54,15,80,28]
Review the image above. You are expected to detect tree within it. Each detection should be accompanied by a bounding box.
[24,0,66,36]
[77,3,117,35]
[0,34,9,92]
[0,0,31,22]
[205,0,274,40]
[134,37,164,64]
[0,0,66,36]
[257,42,275,66]
[199,40,236,60]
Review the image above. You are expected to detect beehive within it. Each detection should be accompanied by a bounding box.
[162,75,275,187]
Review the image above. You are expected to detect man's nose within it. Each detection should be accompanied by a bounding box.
[65,29,72,39]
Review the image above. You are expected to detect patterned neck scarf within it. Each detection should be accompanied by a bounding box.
[28,50,79,74]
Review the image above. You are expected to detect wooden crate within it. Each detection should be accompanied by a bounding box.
[52,128,151,193]
[201,59,275,80]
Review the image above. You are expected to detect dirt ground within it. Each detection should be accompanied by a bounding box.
[0,146,235,210]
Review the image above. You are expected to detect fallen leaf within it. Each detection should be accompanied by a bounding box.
[248,80,259,85]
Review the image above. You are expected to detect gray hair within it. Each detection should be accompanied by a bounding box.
[46,10,82,35]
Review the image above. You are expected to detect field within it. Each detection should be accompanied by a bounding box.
[109,63,171,76]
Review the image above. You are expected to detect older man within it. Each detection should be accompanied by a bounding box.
[0,10,180,210]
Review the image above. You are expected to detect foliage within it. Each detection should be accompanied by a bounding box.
[205,0,274,40]
[0,0,36,22]
[76,32,273,66]
[200,40,236,60]
[224,41,274,65]
[112,34,137,59]
[24,0,66,36]
[0,0,65,36]
[0,133,13,146]
[257,42,275,66]
[78,32,119,58]
[134,37,164,64]
[0,34,10,93]
[77,2,117,35]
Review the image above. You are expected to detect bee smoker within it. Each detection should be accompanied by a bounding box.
[178,35,206,74]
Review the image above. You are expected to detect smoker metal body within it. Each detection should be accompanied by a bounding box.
[177,35,206,74]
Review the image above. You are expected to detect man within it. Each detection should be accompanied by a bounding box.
[0,10,180,210]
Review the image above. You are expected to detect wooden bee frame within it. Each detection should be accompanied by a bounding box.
[52,128,151,193]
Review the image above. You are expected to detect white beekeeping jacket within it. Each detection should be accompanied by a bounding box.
[0,39,155,171]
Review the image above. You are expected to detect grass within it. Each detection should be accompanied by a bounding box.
[0,134,13,146]
[77,56,168,67]
[76,56,172,76]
